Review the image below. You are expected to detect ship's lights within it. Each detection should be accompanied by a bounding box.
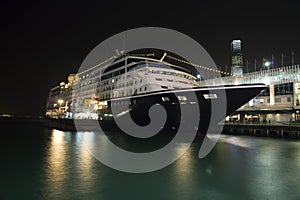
[58,99,64,104]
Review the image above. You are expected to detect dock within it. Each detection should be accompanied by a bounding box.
[220,122,300,139]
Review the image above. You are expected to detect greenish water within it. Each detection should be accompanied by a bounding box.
[1,119,300,200]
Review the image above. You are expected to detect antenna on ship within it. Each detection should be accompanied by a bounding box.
[159,52,167,62]
[123,34,126,52]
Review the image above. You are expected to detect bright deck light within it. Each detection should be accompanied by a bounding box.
[57,99,64,104]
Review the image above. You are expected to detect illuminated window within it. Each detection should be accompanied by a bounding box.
[162,97,170,102]
[177,95,187,101]
[203,94,218,99]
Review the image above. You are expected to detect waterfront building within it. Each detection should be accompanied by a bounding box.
[200,64,300,124]
[216,39,300,125]
[231,40,244,76]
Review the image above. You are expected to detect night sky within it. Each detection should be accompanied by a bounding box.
[1,0,300,116]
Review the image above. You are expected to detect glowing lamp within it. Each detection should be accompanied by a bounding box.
[57,99,64,104]
[264,61,270,67]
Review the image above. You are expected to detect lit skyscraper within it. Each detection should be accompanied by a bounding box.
[231,39,243,76]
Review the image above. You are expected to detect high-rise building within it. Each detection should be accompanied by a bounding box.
[231,39,243,76]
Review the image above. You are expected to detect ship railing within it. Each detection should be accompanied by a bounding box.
[198,64,300,87]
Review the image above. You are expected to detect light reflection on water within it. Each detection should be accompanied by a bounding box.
[43,130,300,200]
[45,130,68,197]
[1,122,300,200]
[43,130,99,199]
[77,132,93,192]
[218,135,254,148]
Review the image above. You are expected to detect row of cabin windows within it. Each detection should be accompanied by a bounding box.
[95,63,149,82]
[101,79,143,92]
[101,66,194,83]
[71,77,144,98]
[75,68,192,93]
[102,78,142,87]
[79,78,99,87]
[80,71,100,80]
[75,67,193,90]
[150,70,194,80]
[101,87,148,99]
[101,68,126,81]
[155,78,188,84]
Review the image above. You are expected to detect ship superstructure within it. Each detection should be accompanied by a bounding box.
[46,54,198,119]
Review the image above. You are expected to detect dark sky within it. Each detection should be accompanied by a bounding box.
[1,0,300,116]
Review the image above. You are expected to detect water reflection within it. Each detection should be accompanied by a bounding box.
[40,129,300,200]
[246,139,300,199]
[43,130,97,198]
[4,120,300,199]
[218,135,254,149]
[173,143,193,182]
[77,132,93,189]
[45,129,68,198]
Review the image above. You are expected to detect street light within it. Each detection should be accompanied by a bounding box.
[264,61,271,70]
[264,61,270,67]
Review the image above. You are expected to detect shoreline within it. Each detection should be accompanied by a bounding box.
[1,117,299,139]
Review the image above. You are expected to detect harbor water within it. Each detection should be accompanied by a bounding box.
[1,119,300,200]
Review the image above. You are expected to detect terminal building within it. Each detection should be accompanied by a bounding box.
[202,65,300,125]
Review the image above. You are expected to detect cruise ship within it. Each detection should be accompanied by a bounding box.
[45,50,266,133]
